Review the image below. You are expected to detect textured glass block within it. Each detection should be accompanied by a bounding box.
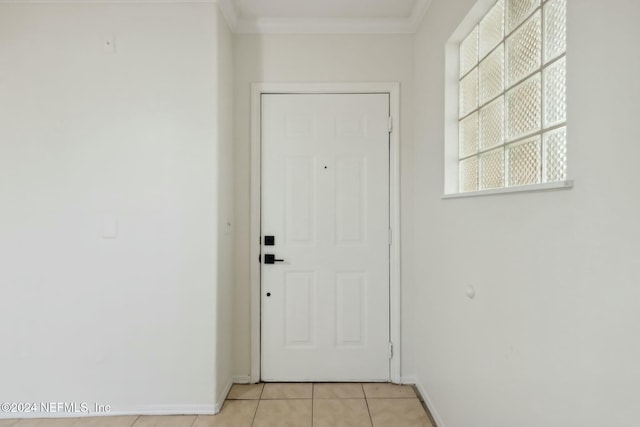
[543,127,567,182]
[544,0,566,62]
[479,45,504,104]
[480,97,504,150]
[459,68,478,118]
[544,57,566,126]
[480,148,505,189]
[507,136,541,186]
[460,157,479,192]
[479,0,505,59]
[506,73,541,140]
[460,26,479,77]
[507,11,541,87]
[507,0,540,33]
[459,113,479,158]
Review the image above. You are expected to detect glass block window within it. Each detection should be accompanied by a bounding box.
[458,0,567,192]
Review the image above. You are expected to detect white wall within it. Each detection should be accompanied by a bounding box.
[409,1,640,426]
[214,5,236,412]
[232,34,415,378]
[0,2,223,415]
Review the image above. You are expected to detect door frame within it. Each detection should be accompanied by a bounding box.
[250,82,401,384]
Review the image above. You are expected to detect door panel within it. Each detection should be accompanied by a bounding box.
[336,272,366,347]
[284,157,316,244]
[283,271,315,348]
[261,93,390,382]
[336,158,367,244]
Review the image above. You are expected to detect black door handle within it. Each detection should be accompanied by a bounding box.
[264,254,285,264]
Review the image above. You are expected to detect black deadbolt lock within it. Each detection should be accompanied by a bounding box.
[264,235,275,246]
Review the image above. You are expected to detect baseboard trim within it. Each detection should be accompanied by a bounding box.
[401,375,446,427]
[232,375,252,384]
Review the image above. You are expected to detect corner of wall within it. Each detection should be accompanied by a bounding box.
[214,1,237,410]
[214,378,234,414]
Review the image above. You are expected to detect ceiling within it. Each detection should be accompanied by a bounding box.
[217,0,433,34]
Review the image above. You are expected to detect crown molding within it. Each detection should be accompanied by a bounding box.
[408,0,433,33]
[233,0,432,34]
[216,0,238,31]
[235,17,413,35]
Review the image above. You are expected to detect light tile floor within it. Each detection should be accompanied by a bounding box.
[2,383,434,427]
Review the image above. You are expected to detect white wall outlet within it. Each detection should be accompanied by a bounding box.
[103,35,115,53]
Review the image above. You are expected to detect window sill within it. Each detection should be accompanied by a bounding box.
[442,180,574,199]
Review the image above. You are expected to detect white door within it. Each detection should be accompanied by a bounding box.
[261,93,390,382]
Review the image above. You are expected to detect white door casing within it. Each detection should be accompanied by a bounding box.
[250,82,401,383]
[261,93,390,381]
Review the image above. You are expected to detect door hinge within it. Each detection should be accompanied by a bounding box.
[388,228,392,246]
[388,342,394,359]
[388,116,393,133]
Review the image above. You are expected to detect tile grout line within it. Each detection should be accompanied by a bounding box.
[258,383,265,400]
[362,384,376,427]
[249,383,262,427]
[188,413,198,427]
